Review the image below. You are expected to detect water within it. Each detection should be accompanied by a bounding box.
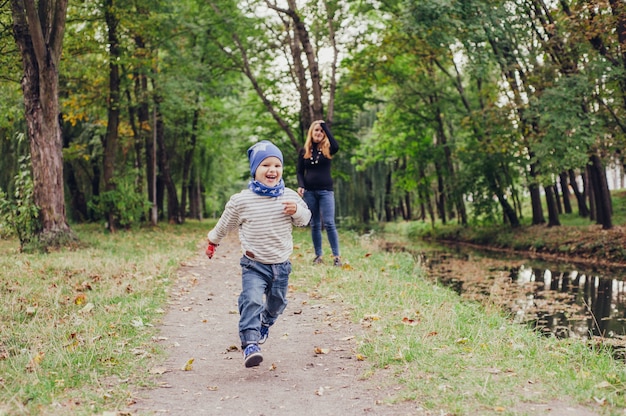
[388,239,626,342]
[508,264,626,339]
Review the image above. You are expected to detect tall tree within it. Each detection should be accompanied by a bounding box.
[102,0,121,231]
[10,0,74,245]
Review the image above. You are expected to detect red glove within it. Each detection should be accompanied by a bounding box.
[206,242,217,259]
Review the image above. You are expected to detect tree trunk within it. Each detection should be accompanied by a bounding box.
[434,161,446,224]
[559,172,572,214]
[155,110,181,224]
[544,185,561,227]
[11,0,73,246]
[553,184,562,215]
[180,104,200,222]
[528,160,545,225]
[103,0,120,231]
[586,165,597,222]
[588,153,613,229]
[568,169,589,217]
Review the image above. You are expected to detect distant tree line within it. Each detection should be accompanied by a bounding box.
[1,0,624,250]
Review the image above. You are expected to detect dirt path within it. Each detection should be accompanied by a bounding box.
[130,233,604,416]
[131,233,422,416]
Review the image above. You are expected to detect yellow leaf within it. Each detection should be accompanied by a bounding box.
[182,358,194,371]
[74,293,87,305]
[26,352,45,372]
[356,354,366,361]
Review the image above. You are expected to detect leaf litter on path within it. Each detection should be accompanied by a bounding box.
[130,232,423,416]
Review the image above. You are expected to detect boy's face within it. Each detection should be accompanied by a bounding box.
[254,156,283,187]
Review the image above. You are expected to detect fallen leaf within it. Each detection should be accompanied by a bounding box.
[74,293,87,305]
[182,358,194,371]
[401,317,419,325]
[26,351,45,372]
[593,397,606,405]
[356,354,366,361]
[314,347,330,354]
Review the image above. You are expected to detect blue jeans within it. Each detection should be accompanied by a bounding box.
[303,190,340,257]
[238,256,291,347]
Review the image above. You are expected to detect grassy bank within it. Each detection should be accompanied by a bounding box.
[291,228,626,415]
[0,221,624,415]
[0,222,205,415]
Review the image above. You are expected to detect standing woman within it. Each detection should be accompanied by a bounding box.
[297,120,342,266]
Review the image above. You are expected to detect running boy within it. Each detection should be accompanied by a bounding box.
[205,140,311,368]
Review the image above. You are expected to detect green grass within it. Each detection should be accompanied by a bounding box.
[0,221,209,416]
[290,228,626,415]
[1,219,625,415]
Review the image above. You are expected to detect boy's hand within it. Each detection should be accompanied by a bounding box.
[282,201,297,216]
[206,241,217,259]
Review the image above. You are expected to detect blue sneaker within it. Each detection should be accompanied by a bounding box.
[243,344,263,368]
[259,325,270,344]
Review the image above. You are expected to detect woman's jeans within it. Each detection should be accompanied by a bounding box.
[303,189,340,257]
[238,256,291,347]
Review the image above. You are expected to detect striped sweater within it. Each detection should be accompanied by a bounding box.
[208,188,312,264]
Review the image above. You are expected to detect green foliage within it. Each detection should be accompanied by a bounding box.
[88,173,149,228]
[0,154,40,249]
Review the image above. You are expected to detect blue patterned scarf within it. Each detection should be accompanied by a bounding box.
[248,179,285,197]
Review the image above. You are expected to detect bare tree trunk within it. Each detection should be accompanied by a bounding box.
[588,153,613,229]
[180,102,200,222]
[155,109,181,224]
[11,0,74,246]
[529,163,545,225]
[103,0,120,231]
[544,185,561,227]
[568,169,589,217]
[434,161,446,224]
[559,172,572,214]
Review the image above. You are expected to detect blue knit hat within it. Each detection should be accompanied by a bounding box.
[247,140,284,177]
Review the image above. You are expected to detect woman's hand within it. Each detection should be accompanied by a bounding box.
[297,187,305,197]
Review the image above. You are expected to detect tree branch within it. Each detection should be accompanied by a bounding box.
[23,0,45,67]
[50,0,68,64]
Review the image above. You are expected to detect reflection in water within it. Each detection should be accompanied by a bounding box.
[386,239,626,347]
[510,266,626,339]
